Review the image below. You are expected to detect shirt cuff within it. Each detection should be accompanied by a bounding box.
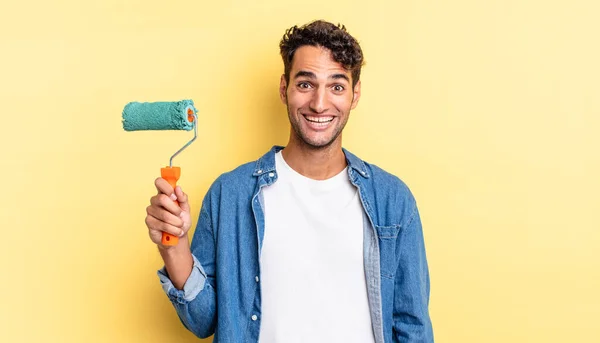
[157,254,207,304]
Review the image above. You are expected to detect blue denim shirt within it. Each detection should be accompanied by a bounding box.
[158,146,434,342]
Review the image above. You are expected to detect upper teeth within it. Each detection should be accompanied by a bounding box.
[305,116,334,123]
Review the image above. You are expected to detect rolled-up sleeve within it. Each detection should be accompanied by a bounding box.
[157,254,207,303]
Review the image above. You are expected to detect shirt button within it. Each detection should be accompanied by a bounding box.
[268,172,274,177]
[257,170,263,174]
[255,276,259,282]
[251,315,258,321]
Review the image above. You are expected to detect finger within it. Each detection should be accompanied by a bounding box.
[150,194,183,217]
[174,186,190,213]
[145,215,185,238]
[146,205,184,228]
[154,178,176,200]
[145,216,163,244]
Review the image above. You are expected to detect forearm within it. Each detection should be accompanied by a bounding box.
[159,234,193,290]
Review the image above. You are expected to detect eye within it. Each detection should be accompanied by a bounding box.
[297,82,312,89]
[332,84,345,92]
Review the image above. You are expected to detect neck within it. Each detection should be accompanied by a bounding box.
[282,135,347,180]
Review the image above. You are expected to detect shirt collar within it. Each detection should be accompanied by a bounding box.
[254,145,370,179]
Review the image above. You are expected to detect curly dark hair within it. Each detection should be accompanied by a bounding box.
[279,20,364,88]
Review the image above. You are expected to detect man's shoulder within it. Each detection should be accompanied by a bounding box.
[213,146,280,185]
[346,149,413,197]
[365,161,411,194]
[355,155,419,226]
[209,160,257,193]
[219,160,256,181]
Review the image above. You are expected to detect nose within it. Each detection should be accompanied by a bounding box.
[309,87,328,113]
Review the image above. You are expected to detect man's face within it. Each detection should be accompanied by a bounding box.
[280,45,361,149]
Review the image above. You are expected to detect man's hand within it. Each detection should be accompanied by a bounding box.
[145,178,193,247]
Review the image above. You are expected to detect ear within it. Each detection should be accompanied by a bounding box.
[279,74,287,104]
[350,80,361,110]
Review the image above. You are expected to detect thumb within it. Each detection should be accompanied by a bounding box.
[174,186,191,213]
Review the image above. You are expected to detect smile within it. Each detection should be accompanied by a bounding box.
[304,115,334,123]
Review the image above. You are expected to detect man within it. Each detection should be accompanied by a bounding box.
[145,20,434,342]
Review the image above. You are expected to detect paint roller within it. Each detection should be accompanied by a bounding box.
[122,100,198,246]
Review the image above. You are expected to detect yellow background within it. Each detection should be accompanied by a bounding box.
[1,0,598,342]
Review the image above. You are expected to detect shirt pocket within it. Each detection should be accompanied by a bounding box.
[375,225,401,280]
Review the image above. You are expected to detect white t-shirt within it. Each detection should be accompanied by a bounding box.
[258,151,374,343]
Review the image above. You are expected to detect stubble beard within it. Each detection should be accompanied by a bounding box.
[287,105,348,150]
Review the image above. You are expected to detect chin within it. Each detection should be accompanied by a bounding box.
[301,137,337,149]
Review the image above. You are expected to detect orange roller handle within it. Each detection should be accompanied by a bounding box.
[160,166,181,246]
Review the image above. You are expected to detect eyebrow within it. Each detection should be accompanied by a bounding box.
[294,70,350,82]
